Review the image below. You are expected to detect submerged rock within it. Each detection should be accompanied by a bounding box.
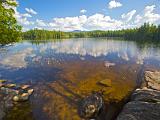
[13,93,29,102]
[98,79,112,87]
[13,89,34,102]
[78,93,103,119]
[0,81,34,119]
[0,80,6,88]
[5,84,16,88]
[0,80,7,83]
[28,89,34,95]
[21,85,30,90]
[104,61,115,68]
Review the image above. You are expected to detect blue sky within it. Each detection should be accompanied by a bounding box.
[15,0,160,31]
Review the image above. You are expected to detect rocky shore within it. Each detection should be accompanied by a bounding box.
[116,70,160,120]
[0,80,33,120]
[1,69,159,120]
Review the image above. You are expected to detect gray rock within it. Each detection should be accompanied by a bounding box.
[117,101,160,120]
[131,89,160,103]
[78,93,103,119]
[116,70,160,120]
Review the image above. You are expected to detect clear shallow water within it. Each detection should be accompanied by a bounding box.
[0,38,160,83]
[1,38,160,120]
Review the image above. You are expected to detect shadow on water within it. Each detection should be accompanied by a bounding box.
[3,102,35,120]
[0,66,62,84]
[47,81,82,105]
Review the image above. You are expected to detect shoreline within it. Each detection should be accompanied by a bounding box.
[116,70,160,120]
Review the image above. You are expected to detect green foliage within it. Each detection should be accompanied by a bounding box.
[23,23,160,41]
[124,23,160,41]
[23,29,69,40]
[0,0,22,45]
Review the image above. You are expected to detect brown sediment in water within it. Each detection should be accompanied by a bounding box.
[27,60,141,120]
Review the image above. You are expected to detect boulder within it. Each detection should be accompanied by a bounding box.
[116,70,160,120]
[98,79,112,87]
[78,93,103,119]
[117,101,160,120]
[131,89,160,103]
[145,71,160,90]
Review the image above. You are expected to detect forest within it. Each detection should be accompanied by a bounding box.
[23,23,160,42]
[0,0,160,44]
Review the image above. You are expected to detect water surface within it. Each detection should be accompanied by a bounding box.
[0,38,160,120]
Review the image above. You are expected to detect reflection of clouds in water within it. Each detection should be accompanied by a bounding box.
[47,39,160,64]
[50,39,136,57]
[0,47,34,68]
[135,48,160,65]
[1,39,160,69]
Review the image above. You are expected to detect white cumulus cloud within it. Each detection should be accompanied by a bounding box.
[121,10,136,22]
[80,9,87,14]
[48,14,123,31]
[25,8,37,15]
[36,19,47,27]
[108,0,122,9]
[134,5,160,25]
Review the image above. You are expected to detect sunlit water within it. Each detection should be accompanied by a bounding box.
[0,38,160,120]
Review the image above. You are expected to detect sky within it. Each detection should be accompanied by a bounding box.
[12,0,160,31]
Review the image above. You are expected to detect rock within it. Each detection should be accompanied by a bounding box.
[0,80,6,88]
[21,93,29,100]
[145,71,160,90]
[78,93,103,119]
[12,96,20,102]
[0,87,18,95]
[21,85,30,90]
[13,93,29,102]
[131,89,160,103]
[104,61,115,68]
[6,84,16,88]
[117,101,160,120]
[12,89,34,102]
[98,79,112,87]
[0,80,7,83]
[0,83,3,88]
[28,89,34,95]
[116,70,160,120]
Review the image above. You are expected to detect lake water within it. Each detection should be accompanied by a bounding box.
[0,38,160,120]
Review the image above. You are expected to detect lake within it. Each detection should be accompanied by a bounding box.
[0,38,160,120]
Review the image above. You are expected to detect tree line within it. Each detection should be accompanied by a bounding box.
[23,23,160,42]
[0,0,160,45]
